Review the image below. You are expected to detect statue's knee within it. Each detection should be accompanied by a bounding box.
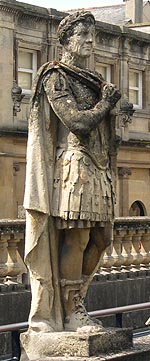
[78,230,89,252]
[91,226,112,253]
[79,238,89,252]
[78,238,88,252]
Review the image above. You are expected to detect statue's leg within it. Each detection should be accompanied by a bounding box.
[82,224,112,276]
[60,228,103,331]
[60,228,90,280]
[79,224,113,317]
[28,223,55,332]
[29,273,55,332]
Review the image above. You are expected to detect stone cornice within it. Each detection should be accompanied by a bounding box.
[121,139,150,147]
[0,0,66,22]
[0,3,48,22]
[120,25,150,44]
[0,2,19,15]
[0,1,150,46]
[95,20,150,44]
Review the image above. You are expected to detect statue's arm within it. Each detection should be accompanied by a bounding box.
[43,71,120,136]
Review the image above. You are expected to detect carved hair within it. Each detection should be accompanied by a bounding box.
[57,11,95,45]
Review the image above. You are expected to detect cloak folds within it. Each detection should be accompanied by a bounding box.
[24,63,64,330]
[23,62,113,329]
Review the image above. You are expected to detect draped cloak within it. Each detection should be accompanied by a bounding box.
[23,62,116,329]
[24,62,64,329]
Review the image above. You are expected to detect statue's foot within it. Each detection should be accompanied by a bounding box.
[64,309,104,332]
[29,320,54,333]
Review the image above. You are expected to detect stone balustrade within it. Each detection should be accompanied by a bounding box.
[100,217,150,278]
[0,217,150,288]
[0,219,26,290]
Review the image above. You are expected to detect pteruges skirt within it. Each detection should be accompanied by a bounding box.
[51,149,114,229]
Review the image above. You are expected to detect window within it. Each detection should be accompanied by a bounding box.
[129,70,142,109]
[18,49,37,94]
[96,63,111,82]
[129,201,146,216]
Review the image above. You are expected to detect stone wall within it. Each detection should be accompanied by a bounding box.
[86,271,150,329]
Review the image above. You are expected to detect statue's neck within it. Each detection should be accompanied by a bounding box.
[61,51,87,69]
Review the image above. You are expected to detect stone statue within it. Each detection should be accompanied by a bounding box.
[24,10,121,334]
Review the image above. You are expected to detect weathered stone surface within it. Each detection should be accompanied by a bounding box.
[86,273,150,329]
[0,332,12,361]
[20,335,150,361]
[0,289,31,326]
[20,328,132,360]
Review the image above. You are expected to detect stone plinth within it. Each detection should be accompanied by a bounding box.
[20,328,132,361]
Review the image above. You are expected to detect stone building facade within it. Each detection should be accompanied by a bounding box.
[0,0,150,219]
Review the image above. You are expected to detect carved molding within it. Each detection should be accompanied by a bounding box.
[0,4,19,15]
[118,167,132,177]
[11,80,25,116]
[119,98,135,128]
[13,162,20,173]
[0,3,47,22]
[18,13,46,24]
[95,31,116,46]
[121,38,131,51]
[128,38,149,55]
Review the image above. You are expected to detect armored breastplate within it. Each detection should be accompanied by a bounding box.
[56,77,109,169]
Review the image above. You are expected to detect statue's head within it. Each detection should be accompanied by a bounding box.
[57,11,95,59]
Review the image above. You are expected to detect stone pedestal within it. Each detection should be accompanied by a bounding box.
[20,328,133,361]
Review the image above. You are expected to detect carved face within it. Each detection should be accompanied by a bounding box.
[66,22,94,58]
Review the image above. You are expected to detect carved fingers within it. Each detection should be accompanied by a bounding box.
[102,83,121,107]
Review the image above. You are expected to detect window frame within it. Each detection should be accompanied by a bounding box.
[96,63,111,83]
[18,48,37,95]
[129,69,142,109]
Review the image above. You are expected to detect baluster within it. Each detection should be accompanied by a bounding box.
[111,229,125,274]
[6,231,26,286]
[140,229,150,270]
[131,229,143,272]
[100,243,114,276]
[16,231,27,284]
[0,233,8,287]
[121,230,134,273]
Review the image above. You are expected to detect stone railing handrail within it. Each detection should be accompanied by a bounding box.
[0,218,25,230]
[115,216,150,229]
[0,217,150,286]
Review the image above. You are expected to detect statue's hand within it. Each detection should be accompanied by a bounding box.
[102,83,121,107]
